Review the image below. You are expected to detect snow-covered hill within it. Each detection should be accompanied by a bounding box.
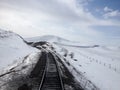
[51,39,120,90]
[26,35,70,43]
[26,35,120,90]
[26,35,100,47]
[26,35,120,51]
[0,29,38,70]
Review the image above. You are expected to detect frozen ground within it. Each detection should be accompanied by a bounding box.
[0,29,41,90]
[0,29,39,70]
[52,41,120,90]
[27,35,120,90]
[0,52,41,90]
[1,33,120,90]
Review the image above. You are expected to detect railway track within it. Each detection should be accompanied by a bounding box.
[30,51,64,90]
[39,52,64,90]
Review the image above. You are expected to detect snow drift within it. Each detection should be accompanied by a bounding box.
[26,35,120,90]
[0,29,38,69]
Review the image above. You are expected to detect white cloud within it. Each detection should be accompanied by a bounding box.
[103,6,120,19]
[104,6,113,12]
[0,0,120,45]
[103,10,120,18]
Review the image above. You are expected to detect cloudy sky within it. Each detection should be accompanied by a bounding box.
[0,0,120,45]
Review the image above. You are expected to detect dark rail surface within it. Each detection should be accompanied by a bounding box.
[39,52,64,90]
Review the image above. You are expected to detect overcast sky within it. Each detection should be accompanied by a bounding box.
[0,0,120,45]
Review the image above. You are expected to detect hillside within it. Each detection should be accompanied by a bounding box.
[26,35,120,90]
[0,29,38,69]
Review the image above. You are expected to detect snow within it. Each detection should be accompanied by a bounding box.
[0,29,39,70]
[25,35,70,43]
[53,43,120,90]
[26,35,120,90]
[0,52,41,90]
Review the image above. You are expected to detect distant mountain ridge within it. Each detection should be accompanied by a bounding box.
[26,35,120,52]
[26,35,100,47]
[26,35,70,43]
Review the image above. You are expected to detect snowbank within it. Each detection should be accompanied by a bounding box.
[0,29,39,70]
[54,44,120,90]
[26,35,120,90]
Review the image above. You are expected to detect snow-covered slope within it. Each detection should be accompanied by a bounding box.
[26,35,99,47]
[26,35,120,90]
[0,29,38,70]
[56,46,120,90]
[52,41,120,90]
[26,35,70,43]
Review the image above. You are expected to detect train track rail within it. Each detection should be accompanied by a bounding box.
[39,52,64,90]
[30,51,64,90]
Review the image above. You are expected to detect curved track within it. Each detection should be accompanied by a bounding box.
[39,52,64,90]
[30,51,64,90]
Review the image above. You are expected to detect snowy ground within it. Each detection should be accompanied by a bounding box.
[52,43,120,90]
[0,52,41,90]
[0,29,39,70]
[0,29,42,89]
[23,35,120,90]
